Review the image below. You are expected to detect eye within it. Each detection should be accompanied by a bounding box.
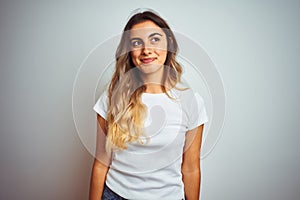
[131,40,142,47]
[151,37,160,43]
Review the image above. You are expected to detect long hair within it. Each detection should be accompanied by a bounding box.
[106,11,183,151]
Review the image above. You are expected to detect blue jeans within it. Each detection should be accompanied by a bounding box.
[101,184,184,200]
[102,184,128,200]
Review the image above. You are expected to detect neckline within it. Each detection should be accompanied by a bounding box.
[142,92,167,95]
[142,88,176,97]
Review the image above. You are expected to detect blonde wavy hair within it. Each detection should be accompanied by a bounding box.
[106,11,183,151]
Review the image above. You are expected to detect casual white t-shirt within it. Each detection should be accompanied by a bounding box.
[93,86,208,200]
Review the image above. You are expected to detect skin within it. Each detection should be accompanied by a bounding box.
[129,20,168,93]
[183,124,204,200]
[89,20,205,200]
[89,115,110,200]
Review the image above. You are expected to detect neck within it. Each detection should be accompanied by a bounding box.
[144,83,164,93]
[140,71,165,94]
[138,64,168,93]
[140,69,164,84]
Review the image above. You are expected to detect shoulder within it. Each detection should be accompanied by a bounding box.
[93,89,109,119]
[172,83,200,104]
[172,83,206,114]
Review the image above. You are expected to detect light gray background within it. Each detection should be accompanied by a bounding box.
[0,0,299,199]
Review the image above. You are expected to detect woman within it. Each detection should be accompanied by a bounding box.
[90,10,208,200]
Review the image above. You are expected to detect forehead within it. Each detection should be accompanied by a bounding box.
[129,20,165,37]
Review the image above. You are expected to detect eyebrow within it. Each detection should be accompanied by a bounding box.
[130,32,163,41]
[149,33,163,38]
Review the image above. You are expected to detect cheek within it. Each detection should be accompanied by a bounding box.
[131,50,140,63]
[155,49,168,63]
[131,50,138,59]
[154,41,168,62]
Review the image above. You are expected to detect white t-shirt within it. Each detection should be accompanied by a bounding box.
[93,86,208,200]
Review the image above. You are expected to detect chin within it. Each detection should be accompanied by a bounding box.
[138,63,163,73]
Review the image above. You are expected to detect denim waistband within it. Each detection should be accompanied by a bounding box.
[102,184,128,200]
[101,184,184,200]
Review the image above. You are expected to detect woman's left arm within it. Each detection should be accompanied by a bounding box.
[182,124,204,200]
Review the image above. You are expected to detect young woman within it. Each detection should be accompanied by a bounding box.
[89,10,208,200]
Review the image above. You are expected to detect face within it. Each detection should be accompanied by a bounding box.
[129,20,168,75]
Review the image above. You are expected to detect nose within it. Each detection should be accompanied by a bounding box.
[142,43,153,55]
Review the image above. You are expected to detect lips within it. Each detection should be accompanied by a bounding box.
[140,57,156,64]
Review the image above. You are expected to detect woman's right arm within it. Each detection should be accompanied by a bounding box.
[89,114,111,200]
[89,158,109,200]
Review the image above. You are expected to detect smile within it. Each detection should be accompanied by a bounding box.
[140,58,156,64]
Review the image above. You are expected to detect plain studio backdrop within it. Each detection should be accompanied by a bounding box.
[0,0,299,199]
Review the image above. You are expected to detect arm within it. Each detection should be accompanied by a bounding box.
[182,124,204,200]
[89,114,111,200]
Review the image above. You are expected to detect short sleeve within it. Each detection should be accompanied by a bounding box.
[187,92,208,130]
[93,90,109,120]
